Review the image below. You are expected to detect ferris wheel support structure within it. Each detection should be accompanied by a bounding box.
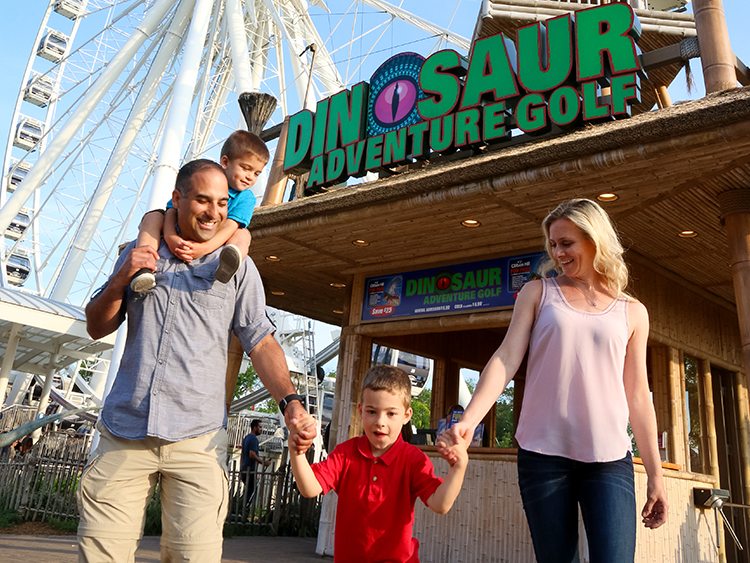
[0,0,174,271]
[49,0,197,300]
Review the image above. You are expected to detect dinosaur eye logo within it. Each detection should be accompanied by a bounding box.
[367,53,425,136]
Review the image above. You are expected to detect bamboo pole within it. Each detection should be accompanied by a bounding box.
[693,0,737,93]
[663,346,688,469]
[655,85,672,109]
[261,117,290,206]
[700,359,720,484]
[718,189,750,519]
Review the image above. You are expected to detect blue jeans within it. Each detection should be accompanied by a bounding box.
[517,448,636,563]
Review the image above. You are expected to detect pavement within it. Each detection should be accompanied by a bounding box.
[0,535,328,562]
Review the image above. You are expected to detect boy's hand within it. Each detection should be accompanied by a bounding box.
[165,234,193,263]
[436,421,473,465]
[285,405,317,454]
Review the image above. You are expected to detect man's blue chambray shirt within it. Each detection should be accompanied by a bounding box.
[95,241,274,442]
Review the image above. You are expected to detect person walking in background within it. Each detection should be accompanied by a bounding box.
[438,198,667,563]
[290,365,468,562]
[78,159,315,562]
[241,419,271,503]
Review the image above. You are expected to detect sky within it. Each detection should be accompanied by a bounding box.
[0,0,748,362]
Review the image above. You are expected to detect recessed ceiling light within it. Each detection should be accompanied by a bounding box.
[678,230,698,238]
[352,239,369,247]
[597,192,619,202]
[332,308,344,314]
[461,219,481,228]
[330,282,347,289]
[270,290,285,296]
[265,255,281,262]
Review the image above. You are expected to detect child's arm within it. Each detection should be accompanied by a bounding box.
[290,450,323,498]
[426,445,468,514]
[187,219,240,260]
[163,208,193,262]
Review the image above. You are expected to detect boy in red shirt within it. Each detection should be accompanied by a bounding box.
[291,365,468,562]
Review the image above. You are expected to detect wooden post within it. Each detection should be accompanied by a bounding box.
[665,347,688,469]
[700,359,721,483]
[693,0,738,93]
[719,189,750,512]
[261,117,290,206]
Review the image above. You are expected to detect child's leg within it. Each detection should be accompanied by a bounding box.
[215,228,251,284]
[228,228,251,257]
[130,210,164,293]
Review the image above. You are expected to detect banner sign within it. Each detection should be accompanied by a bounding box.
[284,3,644,192]
[362,252,547,322]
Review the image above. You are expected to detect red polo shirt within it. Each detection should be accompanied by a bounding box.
[312,434,442,562]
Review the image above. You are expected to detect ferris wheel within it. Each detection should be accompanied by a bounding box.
[0,0,471,307]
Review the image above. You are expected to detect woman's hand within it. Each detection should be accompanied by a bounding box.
[641,478,668,529]
[436,421,473,465]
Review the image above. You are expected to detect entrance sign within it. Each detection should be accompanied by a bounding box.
[362,252,546,321]
[284,3,644,191]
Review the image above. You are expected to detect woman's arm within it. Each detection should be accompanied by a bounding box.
[624,300,668,529]
[438,280,542,455]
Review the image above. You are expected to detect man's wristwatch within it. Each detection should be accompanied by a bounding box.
[279,393,305,415]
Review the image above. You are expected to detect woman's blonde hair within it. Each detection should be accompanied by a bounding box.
[540,198,629,296]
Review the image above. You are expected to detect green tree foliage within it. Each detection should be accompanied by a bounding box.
[411,389,432,429]
[234,362,276,413]
[494,385,515,447]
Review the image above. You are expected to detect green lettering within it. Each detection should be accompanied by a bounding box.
[283,110,313,173]
[454,108,481,147]
[364,134,384,170]
[518,15,573,92]
[483,101,509,143]
[548,86,580,127]
[581,81,610,120]
[345,140,367,177]
[430,114,455,153]
[459,34,519,109]
[576,4,640,81]
[463,270,476,290]
[383,128,407,166]
[307,155,326,189]
[610,72,640,116]
[325,148,346,185]
[515,93,548,134]
[406,279,417,297]
[489,267,502,287]
[450,273,463,291]
[325,82,369,153]
[417,50,464,120]
[311,98,329,158]
[408,121,430,159]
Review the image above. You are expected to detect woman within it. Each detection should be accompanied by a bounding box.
[438,198,667,562]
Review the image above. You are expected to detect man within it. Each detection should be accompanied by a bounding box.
[240,419,269,503]
[78,159,315,562]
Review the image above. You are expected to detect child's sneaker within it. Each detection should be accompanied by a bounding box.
[130,268,156,293]
[215,244,241,283]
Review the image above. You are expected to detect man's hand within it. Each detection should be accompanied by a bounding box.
[285,403,317,454]
[123,245,160,283]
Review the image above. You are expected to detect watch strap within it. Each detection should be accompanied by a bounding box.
[279,393,305,415]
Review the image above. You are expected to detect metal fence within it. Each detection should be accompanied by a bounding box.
[0,431,321,537]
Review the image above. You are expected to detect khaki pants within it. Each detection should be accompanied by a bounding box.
[77,426,229,562]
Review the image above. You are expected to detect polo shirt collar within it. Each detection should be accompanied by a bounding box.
[355,433,405,466]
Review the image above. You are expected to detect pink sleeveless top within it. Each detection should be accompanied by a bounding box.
[515,277,632,462]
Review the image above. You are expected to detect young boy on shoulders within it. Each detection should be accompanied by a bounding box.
[130,130,268,292]
[290,365,468,563]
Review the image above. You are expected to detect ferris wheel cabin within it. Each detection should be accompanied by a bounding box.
[4,208,30,241]
[6,161,31,193]
[53,0,85,20]
[4,248,30,286]
[37,29,69,62]
[13,117,43,151]
[24,73,55,108]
